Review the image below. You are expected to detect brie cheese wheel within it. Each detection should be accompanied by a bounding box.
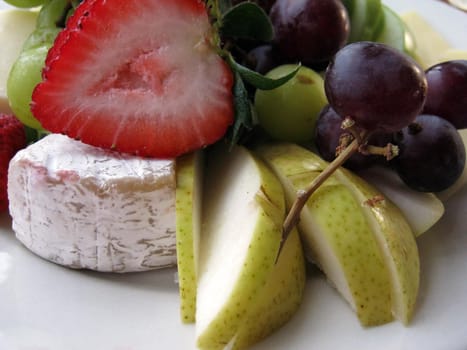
[8,134,177,272]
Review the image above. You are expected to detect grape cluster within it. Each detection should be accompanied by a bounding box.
[7,0,76,130]
[235,0,350,72]
[316,44,466,193]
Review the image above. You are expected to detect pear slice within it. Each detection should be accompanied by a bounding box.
[257,143,420,326]
[358,166,444,236]
[400,11,452,69]
[256,143,393,326]
[229,228,306,350]
[175,151,203,323]
[335,168,420,324]
[438,49,467,62]
[196,145,302,349]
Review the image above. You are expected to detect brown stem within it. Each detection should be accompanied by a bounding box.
[276,132,369,262]
[363,143,399,160]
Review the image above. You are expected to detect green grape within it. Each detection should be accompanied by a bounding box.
[7,45,49,130]
[36,0,71,28]
[254,65,328,143]
[3,0,48,8]
[21,26,61,51]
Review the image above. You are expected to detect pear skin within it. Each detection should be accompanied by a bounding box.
[230,228,306,350]
[336,168,420,324]
[175,151,203,323]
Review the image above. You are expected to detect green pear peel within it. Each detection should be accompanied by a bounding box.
[175,151,203,323]
[230,228,306,350]
[337,169,420,324]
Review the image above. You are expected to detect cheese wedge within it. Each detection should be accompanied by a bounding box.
[8,134,177,272]
[0,9,37,113]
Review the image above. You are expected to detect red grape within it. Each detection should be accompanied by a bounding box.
[423,60,467,129]
[324,42,427,133]
[315,104,392,170]
[246,45,283,75]
[393,114,465,192]
[270,0,350,66]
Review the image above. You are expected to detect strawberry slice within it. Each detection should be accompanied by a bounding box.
[32,0,234,158]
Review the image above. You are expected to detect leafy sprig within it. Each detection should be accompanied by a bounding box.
[207,0,300,146]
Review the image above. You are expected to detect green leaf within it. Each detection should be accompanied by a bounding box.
[228,54,300,90]
[221,2,273,42]
[230,71,254,147]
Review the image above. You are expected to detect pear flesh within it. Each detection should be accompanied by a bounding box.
[196,145,305,350]
[256,143,420,326]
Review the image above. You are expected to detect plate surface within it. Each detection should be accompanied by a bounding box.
[0,1,466,350]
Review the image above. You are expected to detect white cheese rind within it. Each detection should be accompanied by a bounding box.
[8,134,177,272]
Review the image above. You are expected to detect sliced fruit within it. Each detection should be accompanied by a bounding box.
[31,0,234,158]
[196,144,305,349]
[358,166,444,236]
[257,142,420,325]
[400,11,452,69]
[438,49,467,62]
[230,228,305,350]
[336,168,420,324]
[0,9,38,114]
[175,151,203,323]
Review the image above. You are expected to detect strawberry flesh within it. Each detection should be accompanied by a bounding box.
[32,0,234,158]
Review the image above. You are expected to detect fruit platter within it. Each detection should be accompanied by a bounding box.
[0,0,466,349]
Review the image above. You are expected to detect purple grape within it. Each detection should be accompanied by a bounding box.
[423,60,467,129]
[245,45,283,75]
[325,42,427,133]
[393,114,466,192]
[269,0,350,66]
[315,104,392,170]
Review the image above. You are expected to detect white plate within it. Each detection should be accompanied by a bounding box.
[0,1,466,350]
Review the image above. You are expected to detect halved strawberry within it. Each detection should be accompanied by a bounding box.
[0,114,26,212]
[32,0,234,158]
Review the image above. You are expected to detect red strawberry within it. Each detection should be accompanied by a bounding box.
[32,0,234,158]
[0,114,27,212]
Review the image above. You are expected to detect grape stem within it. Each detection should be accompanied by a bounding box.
[277,129,369,261]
